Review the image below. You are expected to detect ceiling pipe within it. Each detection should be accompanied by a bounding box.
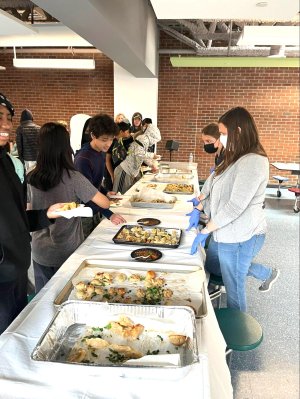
[159,47,299,57]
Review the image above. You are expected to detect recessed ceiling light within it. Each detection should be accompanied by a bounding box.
[0,66,6,70]
[256,2,268,6]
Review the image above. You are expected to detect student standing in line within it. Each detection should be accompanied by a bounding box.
[113,122,161,194]
[0,93,62,334]
[189,107,280,311]
[16,109,40,172]
[130,112,143,134]
[27,122,111,293]
[74,114,126,238]
[105,119,133,189]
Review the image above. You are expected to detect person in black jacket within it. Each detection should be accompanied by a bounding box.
[16,108,40,172]
[0,93,62,334]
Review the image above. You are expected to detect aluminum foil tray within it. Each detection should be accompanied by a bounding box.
[112,225,182,248]
[130,195,176,209]
[31,301,200,380]
[53,260,208,321]
[154,173,193,184]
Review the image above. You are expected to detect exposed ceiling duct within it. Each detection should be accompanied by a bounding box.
[158,19,300,58]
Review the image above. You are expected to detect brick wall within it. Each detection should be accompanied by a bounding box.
[156,55,300,184]
[0,52,114,135]
[1,49,299,184]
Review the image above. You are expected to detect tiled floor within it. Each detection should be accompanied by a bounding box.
[229,188,300,399]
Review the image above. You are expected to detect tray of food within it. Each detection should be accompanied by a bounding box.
[154,173,193,183]
[112,225,182,248]
[163,183,194,195]
[53,260,208,319]
[130,195,176,209]
[32,301,200,379]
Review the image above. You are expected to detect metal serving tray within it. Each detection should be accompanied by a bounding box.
[154,173,193,184]
[53,260,208,319]
[112,225,182,248]
[130,197,176,209]
[32,301,201,380]
[163,183,195,195]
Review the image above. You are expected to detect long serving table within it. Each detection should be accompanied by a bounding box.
[0,163,233,399]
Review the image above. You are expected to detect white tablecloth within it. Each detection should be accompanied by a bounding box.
[0,166,233,399]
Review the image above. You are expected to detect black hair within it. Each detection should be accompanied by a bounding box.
[81,117,91,146]
[28,122,75,191]
[118,121,131,132]
[89,114,118,139]
[142,118,152,125]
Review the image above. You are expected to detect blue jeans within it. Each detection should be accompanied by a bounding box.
[205,235,272,311]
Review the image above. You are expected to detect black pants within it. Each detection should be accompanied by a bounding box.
[0,271,28,334]
[33,260,59,294]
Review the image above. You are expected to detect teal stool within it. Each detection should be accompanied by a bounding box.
[215,308,263,366]
[209,273,225,308]
[27,293,35,303]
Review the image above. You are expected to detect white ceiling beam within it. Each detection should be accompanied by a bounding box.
[33,0,159,78]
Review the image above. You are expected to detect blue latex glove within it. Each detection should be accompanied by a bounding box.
[186,208,201,231]
[190,232,210,255]
[187,197,200,207]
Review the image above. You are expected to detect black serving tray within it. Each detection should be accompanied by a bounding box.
[112,225,182,248]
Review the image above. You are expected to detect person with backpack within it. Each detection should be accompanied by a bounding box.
[113,123,161,194]
[105,118,134,189]
[0,93,63,334]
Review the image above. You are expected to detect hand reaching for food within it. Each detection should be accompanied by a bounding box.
[110,213,127,225]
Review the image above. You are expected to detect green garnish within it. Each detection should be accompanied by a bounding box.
[146,349,160,355]
[106,349,125,364]
[104,323,112,329]
[157,335,163,342]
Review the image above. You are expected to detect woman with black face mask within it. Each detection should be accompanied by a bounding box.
[201,123,225,167]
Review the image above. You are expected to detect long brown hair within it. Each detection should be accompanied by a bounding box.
[215,107,267,175]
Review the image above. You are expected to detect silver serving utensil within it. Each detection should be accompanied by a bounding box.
[134,255,151,260]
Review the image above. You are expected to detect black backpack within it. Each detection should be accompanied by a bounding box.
[112,138,128,165]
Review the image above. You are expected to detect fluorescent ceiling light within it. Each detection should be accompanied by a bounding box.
[238,26,300,46]
[13,58,95,69]
[170,57,299,68]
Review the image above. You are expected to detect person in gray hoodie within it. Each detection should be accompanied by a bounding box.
[190,107,279,311]
[16,109,40,171]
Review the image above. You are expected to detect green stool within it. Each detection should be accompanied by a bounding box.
[209,273,225,308]
[215,308,263,366]
[27,293,36,303]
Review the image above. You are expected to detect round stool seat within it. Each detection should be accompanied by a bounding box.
[288,187,300,194]
[273,175,289,182]
[209,273,224,286]
[215,308,263,351]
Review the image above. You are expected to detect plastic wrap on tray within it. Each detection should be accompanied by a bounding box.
[154,173,193,184]
[31,302,200,379]
[130,187,176,209]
